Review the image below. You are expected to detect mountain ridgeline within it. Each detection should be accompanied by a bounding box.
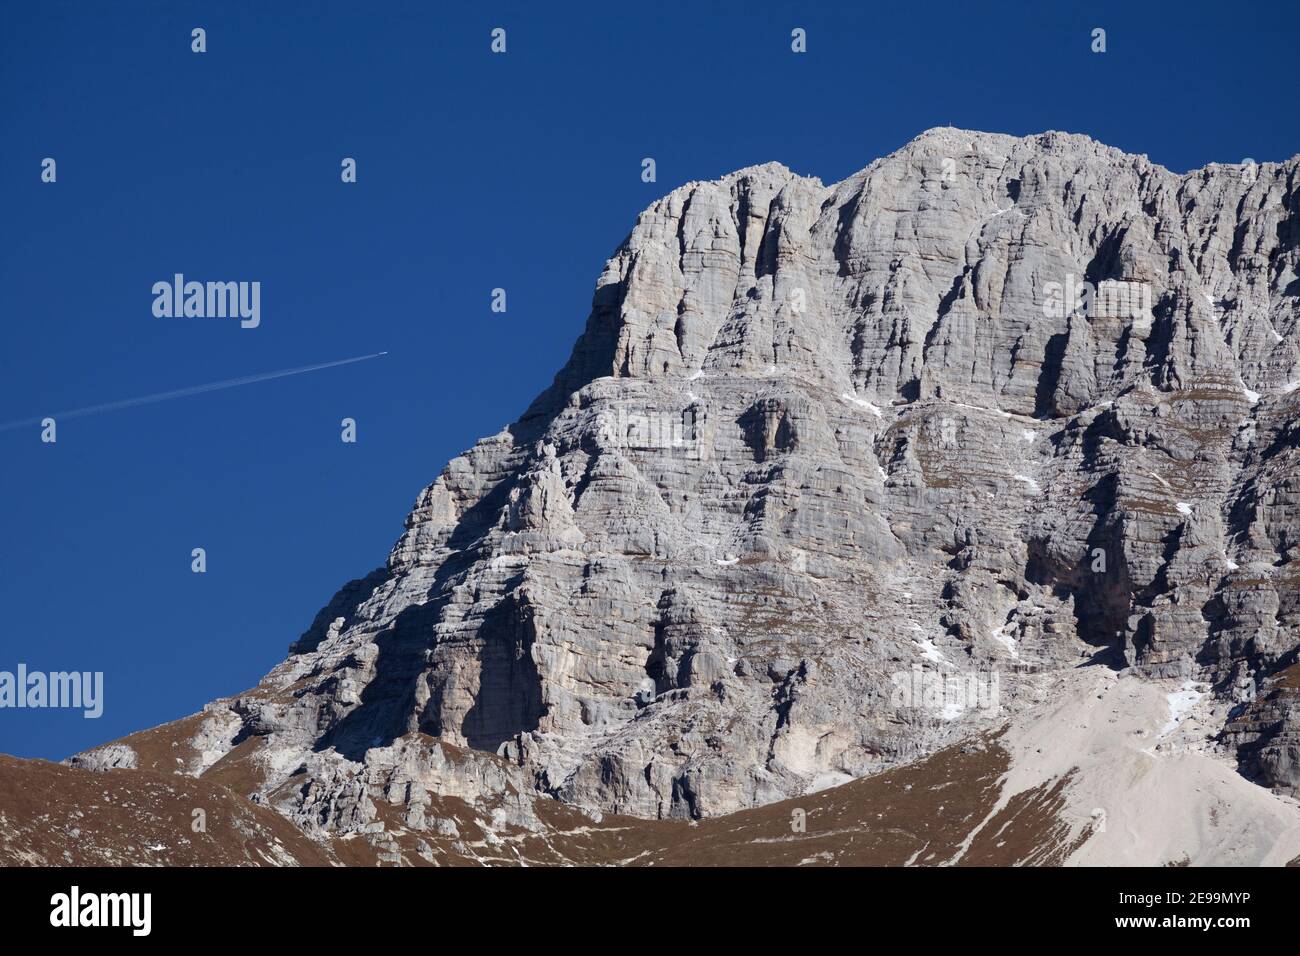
[52,128,1300,866]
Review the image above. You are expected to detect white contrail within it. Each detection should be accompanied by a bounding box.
[1,352,388,433]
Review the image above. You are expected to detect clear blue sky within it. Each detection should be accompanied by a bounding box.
[2,0,1296,760]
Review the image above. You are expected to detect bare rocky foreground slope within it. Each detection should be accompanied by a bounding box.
[9,127,1300,866]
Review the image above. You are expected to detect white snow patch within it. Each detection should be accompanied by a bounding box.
[1175,502,1193,516]
[840,392,883,417]
[1225,557,1240,571]
[1242,385,1261,405]
[953,400,1013,419]
[1281,381,1300,394]
[991,622,1020,660]
[808,771,855,793]
[1020,429,1036,442]
[1013,474,1041,493]
[1159,682,1204,738]
[940,698,966,722]
[913,638,948,666]
[715,556,739,566]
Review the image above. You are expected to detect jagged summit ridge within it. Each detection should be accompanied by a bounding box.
[77,129,1300,839]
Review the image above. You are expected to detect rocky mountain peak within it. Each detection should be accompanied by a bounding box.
[64,129,1300,862]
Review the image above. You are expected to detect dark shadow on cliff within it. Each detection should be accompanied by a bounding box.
[1034,329,1069,418]
[457,586,545,753]
[314,599,448,762]
[312,550,476,761]
[313,558,546,761]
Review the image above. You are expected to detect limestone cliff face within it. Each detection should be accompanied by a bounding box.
[86,129,1300,829]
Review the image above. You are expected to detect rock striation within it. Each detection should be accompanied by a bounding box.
[76,128,1300,842]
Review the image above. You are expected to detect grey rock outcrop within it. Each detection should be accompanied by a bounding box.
[90,128,1300,831]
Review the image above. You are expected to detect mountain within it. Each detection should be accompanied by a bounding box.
[12,127,1300,866]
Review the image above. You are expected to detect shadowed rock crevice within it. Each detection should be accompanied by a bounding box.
[458,589,546,753]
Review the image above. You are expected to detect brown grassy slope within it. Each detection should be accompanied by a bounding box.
[0,755,341,866]
[1,734,1086,867]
